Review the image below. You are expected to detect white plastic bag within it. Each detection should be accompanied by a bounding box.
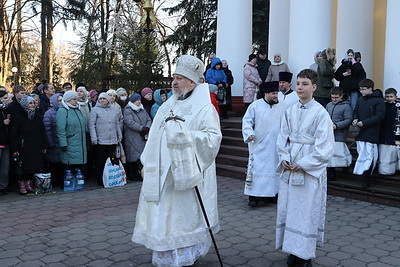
[102,158,127,188]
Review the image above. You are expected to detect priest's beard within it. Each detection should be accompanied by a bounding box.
[174,87,189,100]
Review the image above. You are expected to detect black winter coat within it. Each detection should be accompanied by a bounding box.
[353,90,385,143]
[9,112,46,173]
[0,109,8,146]
[335,60,366,94]
[256,57,271,82]
[379,102,398,145]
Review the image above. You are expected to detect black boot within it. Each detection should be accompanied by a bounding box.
[362,164,373,188]
[296,258,312,267]
[248,196,259,207]
[287,254,298,266]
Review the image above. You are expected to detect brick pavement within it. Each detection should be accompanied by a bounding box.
[0,176,399,266]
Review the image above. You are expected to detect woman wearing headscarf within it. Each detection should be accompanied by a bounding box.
[89,93,122,186]
[56,91,87,173]
[266,53,290,82]
[116,87,129,109]
[43,93,63,188]
[107,89,123,128]
[76,86,91,124]
[10,95,47,195]
[123,93,152,181]
[140,87,155,116]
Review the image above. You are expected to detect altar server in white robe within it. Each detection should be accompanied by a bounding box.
[278,71,299,108]
[132,55,222,267]
[276,69,334,267]
[242,81,287,207]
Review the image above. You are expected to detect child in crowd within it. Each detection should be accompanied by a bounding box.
[352,79,385,188]
[209,84,220,116]
[378,88,399,175]
[326,87,353,180]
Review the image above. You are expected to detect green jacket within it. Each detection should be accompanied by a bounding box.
[56,104,87,165]
[315,52,335,99]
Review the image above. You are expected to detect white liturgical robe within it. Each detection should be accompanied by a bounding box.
[132,83,222,254]
[278,89,299,109]
[276,99,334,260]
[242,98,286,197]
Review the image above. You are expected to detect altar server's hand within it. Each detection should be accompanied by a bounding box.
[356,121,364,127]
[282,161,291,170]
[290,164,302,172]
[352,119,358,126]
[248,135,255,142]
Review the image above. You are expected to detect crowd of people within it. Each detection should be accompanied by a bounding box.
[1,49,399,267]
[0,82,171,196]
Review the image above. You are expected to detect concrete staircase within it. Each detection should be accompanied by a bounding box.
[216,116,400,207]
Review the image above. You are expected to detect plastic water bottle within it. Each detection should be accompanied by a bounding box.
[75,169,85,191]
[64,170,75,192]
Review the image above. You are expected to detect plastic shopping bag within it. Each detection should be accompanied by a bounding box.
[34,173,52,194]
[102,157,127,188]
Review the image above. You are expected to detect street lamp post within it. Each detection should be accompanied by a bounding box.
[141,0,156,82]
[11,67,18,86]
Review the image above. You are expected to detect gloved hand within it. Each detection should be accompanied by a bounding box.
[61,146,68,152]
[140,127,150,136]
[92,140,98,145]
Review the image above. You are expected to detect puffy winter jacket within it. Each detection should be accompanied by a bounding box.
[43,93,62,162]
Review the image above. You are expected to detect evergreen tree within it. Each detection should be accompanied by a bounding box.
[163,0,217,61]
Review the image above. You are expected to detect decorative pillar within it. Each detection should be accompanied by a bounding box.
[268,0,290,65]
[216,0,252,98]
[287,0,332,84]
[383,0,400,90]
[336,0,374,77]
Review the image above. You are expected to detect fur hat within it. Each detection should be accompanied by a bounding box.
[261,81,279,93]
[173,55,204,83]
[63,90,78,103]
[116,87,127,97]
[141,87,153,97]
[279,72,293,83]
[248,54,257,61]
[209,84,219,94]
[130,93,141,103]
[98,92,110,102]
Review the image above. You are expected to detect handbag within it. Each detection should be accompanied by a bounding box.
[102,157,127,188]
[115,142,126,164]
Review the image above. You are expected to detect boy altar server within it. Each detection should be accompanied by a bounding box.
[276,69,335,267]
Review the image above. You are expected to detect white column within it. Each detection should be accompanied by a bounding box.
[336,0,374,77]
[268,0,290,64]
[216,0,252,96]
[383,0,400,90]
[287,0,332,84]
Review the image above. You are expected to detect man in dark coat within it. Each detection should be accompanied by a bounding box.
[39,83,55,113]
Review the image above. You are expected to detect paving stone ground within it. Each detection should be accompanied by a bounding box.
[1,176,399,267]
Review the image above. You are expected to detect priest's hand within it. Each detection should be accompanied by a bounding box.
[352,119,358,126]
[356,121,364,127]
[282,161,291,170]
[248,135,255,142]
[290,164,302,172]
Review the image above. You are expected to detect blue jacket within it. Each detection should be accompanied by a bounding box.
[206,58,227,85]
[43,93,62,163]
[150,89,167,119]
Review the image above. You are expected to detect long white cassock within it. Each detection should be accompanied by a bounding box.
[132,83,222,265]
[276,99,334,260]
[278,89,299,109]
[242,99,287,197]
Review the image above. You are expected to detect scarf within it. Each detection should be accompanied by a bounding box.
[20,95,36,120]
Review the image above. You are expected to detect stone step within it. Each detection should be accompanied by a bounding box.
[216,163,246,180]
[219,144,248,158]
[221,127,243,138]
[221,136,246,147]
[216,154,247,168]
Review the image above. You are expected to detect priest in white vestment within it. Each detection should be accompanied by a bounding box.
[242,81,287,207]
[132,55,222,267]
[276,69,334,267]
[278,71,299,108]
